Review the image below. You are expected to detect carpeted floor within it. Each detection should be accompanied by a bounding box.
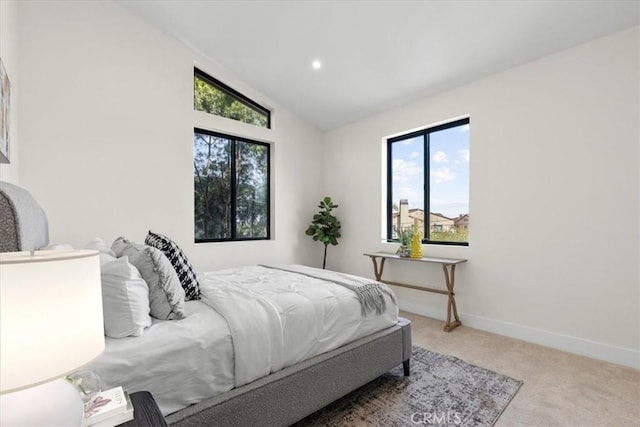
[294,346,523,426]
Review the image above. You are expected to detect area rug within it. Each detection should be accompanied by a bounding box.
[294,346,523,427]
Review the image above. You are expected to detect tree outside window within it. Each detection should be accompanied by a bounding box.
[194,129,270,242]
[194,68,270,128]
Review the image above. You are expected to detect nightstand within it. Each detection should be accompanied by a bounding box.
[120,391,167,427]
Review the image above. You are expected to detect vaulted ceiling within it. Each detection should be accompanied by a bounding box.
[118,0,639,130]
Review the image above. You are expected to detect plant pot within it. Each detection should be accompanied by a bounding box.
[396,245,410,257]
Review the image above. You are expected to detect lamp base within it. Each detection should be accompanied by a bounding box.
[0,378,83,426]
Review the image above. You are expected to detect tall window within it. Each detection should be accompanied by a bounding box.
[194,128,270,242]
[387,118,470,245]
[194,68,270,128]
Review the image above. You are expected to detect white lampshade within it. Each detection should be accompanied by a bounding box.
[0,250,105,394]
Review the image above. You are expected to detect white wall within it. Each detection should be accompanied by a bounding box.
[0,0,19,183]
[15,2,639,368]
[323,27,639,368]
[17,1,324,270]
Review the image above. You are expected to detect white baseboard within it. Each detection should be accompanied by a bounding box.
[399,300,639,370]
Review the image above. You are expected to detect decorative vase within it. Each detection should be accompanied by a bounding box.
[397,245,410,257]
[410,218,422,259]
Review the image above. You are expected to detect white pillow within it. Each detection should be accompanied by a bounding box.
[111,237,186,320]
[85,237,117,257]
[101,256,152,338]
[85,238,118,267]
[97,252,117,267]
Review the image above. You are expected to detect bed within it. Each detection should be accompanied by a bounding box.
[0,181,412,426]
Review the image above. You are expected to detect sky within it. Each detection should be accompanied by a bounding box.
[391,123,469,219]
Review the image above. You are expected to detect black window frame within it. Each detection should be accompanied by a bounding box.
[194,68,271,129]
[386,117,470,246]
[194,127,271,243]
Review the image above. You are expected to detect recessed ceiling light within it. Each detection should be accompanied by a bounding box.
[311,60,322,70]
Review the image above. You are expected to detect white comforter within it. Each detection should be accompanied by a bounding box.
[89,264,398,415]
[88,300,234,415]
[199,264,398,387]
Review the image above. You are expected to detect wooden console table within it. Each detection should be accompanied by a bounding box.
[363,252,467,332]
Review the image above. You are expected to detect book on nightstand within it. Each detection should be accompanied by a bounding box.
[81,386,134,427]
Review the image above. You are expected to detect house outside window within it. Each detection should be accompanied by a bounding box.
[387,118,470,245]
[194,128,270,242]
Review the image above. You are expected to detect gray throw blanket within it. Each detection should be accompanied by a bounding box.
[259,264,396,317]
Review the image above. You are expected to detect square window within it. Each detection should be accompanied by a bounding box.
[194,128,270,242]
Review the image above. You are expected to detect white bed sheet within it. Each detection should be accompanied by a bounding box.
[87,300,234,416]
[88,265,399,416]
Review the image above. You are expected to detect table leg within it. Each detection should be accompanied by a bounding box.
[369,256,386,281]
[442,264,461,332]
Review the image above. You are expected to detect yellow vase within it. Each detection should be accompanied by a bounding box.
[410,219,422,259]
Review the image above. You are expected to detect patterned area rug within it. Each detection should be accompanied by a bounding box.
[294,346,522,427]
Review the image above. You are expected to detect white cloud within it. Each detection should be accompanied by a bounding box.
[409,151,421,159]
[455,149,469,164]
[430,199,469,217]
[392,159,422,183]
[431,166,455,183]
[433,150,448,163]
[393,186,423,205]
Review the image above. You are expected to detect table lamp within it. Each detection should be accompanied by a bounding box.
[0,250,105,426]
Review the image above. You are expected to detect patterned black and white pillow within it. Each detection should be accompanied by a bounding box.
[145,231,201,301]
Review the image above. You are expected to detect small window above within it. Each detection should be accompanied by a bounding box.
[194,68,270,129]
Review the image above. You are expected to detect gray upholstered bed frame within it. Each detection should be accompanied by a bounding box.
[0,181,49,252]
[0,181,412,427]
[168,318,411,426]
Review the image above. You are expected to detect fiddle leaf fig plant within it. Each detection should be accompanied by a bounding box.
[306,196,342,269]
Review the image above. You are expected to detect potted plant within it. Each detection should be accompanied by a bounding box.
[306,196,341,269]
[396,226,413,257]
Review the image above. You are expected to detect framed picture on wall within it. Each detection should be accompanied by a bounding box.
[0,58,11,164]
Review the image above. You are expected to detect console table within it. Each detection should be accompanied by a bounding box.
[363,252,467,332]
